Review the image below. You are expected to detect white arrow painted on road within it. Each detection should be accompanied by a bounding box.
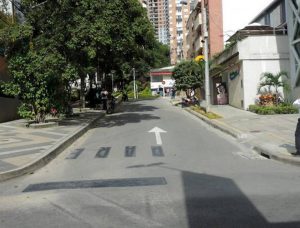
[148,127,167,145]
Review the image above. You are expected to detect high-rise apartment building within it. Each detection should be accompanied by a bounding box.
[146,0,170,45]
[186,0,223,59]
[143,0,192,65]
[169,0,192,65]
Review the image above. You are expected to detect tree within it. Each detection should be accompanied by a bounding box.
[0,0,166,122]
[258,71,290,105]
[0,1,78,122]
[172,60,205,97]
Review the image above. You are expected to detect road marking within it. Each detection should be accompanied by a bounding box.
[95,147,111,158]
[151,146,164,157]
[65,148,84,159]
[23,177,168,192]
[148,127,167,145]
[125,146,136,157]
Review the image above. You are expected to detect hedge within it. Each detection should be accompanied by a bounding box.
[248,103,298,115]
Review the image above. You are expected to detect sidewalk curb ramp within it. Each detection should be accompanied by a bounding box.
[0,113,105,182]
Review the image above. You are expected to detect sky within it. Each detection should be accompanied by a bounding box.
[222,0,274,41]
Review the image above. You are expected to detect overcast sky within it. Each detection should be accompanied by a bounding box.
[222,0,274,41]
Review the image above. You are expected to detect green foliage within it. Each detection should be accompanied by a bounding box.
[258,71,290,94]
[18,103,34,120]
[248,104,298,115]
[0,0,162,122]
[173,60,204,95]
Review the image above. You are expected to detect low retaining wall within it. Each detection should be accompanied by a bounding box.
[0,97,19,123]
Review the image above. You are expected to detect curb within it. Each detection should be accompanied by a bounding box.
[183,107,300,166]
[253,145,300,166]
[185,108,247,139]
[0,113,105,182]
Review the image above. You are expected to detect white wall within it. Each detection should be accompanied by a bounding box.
[227,64,244,109]
[242,59,290,109]
[150,75,175,90]
[234,35,290,109]
[238,35,290,60]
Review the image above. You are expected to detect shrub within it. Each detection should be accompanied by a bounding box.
[248,104,298,115]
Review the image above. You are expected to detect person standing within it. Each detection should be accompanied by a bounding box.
[293,98,300,154]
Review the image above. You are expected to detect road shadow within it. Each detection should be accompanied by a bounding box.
[58,112,101,126]
[127,163,300,227]
[93,113,160,128]
[183,170,300,228]
[119,102,159,113]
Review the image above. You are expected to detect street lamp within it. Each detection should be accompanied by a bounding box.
[111,70,115,92]
[132,68,136,99]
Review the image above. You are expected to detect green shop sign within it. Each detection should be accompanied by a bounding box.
[229,69,239,81]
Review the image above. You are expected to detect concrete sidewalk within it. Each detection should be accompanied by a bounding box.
[170,98,300,166]
[0,110,104,182]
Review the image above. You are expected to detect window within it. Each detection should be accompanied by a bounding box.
[151,76,163,82]
[265,14,271,26]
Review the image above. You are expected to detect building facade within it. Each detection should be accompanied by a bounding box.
[250,0,300,99]
[286,0,300,97]
[186,0,223,60]
[169,0,192,65]
[150,66,175,95]
[146,0,170,45]
[211,26,289,109]
[143,0,192,65]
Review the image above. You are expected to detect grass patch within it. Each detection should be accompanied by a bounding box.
[190,105,222,119]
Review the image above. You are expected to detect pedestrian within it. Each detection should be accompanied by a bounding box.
[101,89,108,110]
[293,98,300,154]
[171,87,176,99]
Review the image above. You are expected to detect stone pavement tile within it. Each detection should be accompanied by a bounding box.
[0,160,16,172]
[2,153,41,167]
[0,149,42,159]
[0,110,105,180]
[0,142,53,153]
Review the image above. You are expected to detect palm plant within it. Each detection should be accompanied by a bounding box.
[258,71,290,105]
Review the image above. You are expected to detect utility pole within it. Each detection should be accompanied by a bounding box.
[202,3,210,112]
[133,68,136,99]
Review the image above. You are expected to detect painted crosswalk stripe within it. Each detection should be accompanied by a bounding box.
[125,146,136,157]
[95,147,111,158]
[151,146,164,157]
[66,148,84,159]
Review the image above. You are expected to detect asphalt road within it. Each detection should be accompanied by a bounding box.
[1,98,300,228]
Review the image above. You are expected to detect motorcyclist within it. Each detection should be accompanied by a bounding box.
[106,92,115,114]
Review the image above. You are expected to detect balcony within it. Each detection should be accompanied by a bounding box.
[193,13,202,31]
[194,35,203,53]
